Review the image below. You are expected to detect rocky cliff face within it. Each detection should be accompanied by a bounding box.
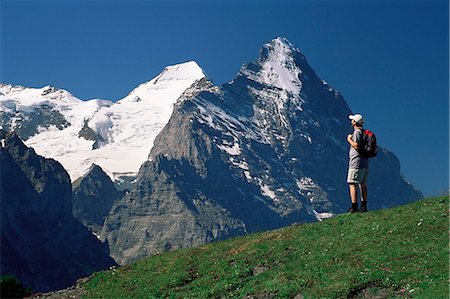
[72,164,124,236]
[101,38,422,265]
[0,132,116,292]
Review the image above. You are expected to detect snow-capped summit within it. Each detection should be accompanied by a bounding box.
[0,61,207,182]
[263,37,301,58]
[0,83,28,95]
[156,61,206,82]
[120,61,206,104]
[240,37,303,98]
[0,84,82,109]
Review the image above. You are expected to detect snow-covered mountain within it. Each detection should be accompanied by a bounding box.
[0,61,206,183]
[101,38,423,265]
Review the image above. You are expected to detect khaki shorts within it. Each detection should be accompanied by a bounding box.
[347,168,369,184]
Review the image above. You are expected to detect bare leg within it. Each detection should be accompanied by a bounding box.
[360,183,368,202]
[360,183,368,212]
[349,183,358,203]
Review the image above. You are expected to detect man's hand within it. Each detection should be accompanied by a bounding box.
[347,133,358,149]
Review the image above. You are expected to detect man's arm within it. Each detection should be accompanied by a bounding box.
[347,134,358,149]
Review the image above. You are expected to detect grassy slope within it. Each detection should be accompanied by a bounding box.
[84,196,449,298]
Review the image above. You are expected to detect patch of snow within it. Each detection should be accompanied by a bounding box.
[297,177,315,190]
[193,97,271,144]
[305,205,333,221]
[233,160,249,170]
[260,184,279,202]
[296,177,322,202]
[36,124,60,134]
[299,132,312,144]
[92,231,102,240]
[244,38,302,96]
[217,142,241,156]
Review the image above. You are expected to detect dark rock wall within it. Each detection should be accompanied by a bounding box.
[72,164,124,235]
[0,132,116,292]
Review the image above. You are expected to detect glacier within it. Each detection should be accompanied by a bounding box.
[0,61,206,182]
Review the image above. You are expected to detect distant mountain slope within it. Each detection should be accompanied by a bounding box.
[72,164,124,236]
[0,61,206,182]
[0,132,116,292]
[71,196,449,298]
[101,38,423,265]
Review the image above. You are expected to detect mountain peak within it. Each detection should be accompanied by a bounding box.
[120,60,206,104]
[261,37,302,60]
[4,131,30,159]
[0,83,28,95]
[266,37,298,52]
[5,131,24,146]
[239,37,303,95]
[0,84,82,107]
[158,61,206,82]
[88,163,104,173]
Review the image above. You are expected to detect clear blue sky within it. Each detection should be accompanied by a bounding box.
[1,0,448,196]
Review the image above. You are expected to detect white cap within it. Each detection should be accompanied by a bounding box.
[349,114,364,125]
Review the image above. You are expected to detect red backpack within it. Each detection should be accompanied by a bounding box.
[360,129,378,158]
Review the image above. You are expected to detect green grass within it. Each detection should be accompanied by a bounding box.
[83,196,449,298]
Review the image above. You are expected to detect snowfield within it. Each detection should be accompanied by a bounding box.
[0,61,206,181]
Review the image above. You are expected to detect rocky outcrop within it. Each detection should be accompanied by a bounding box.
[101,155,249,265]
[101,38,422,265]
[78,120,106,149]
[0,132,116,292]
[1,103,70,140]
[72,164,124,235]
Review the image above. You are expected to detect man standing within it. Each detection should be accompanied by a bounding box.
[347,114,369,213]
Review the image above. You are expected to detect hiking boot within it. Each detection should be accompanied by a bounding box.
[348,203,358,213]
[360,201,368,212]
[347,207,358,213]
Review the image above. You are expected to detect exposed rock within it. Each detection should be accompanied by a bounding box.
[101,155,248,265]
[78,119,105,150]
[72,164,124,235]
[252,266,269,276]
[1,104,70,140]
[0,132,116,292]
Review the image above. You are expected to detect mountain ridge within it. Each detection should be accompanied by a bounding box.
[101,38,422,265]
[0,60,207,182]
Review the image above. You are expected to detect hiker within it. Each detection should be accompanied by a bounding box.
[347,114,369,213]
